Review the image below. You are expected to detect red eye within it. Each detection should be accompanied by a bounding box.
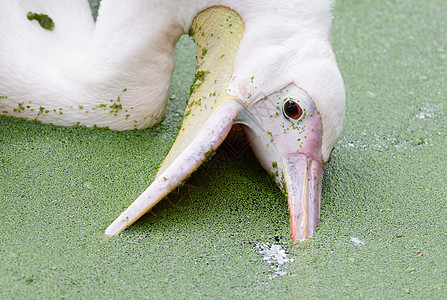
[283,99,303,120]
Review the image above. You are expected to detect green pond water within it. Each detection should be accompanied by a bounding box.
[1,0,446,298]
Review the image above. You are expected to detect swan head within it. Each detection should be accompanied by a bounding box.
[106,5,345,243]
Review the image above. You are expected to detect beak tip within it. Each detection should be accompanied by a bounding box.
[105,216,129,237]
[291,226,318,244]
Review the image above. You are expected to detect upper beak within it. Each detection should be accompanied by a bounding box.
[235,85,325,244]
[283,154,323,242]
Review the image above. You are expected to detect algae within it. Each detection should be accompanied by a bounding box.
[27,12,55,31]
[0,0,446,298]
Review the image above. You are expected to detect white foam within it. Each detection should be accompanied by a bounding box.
[350,237,364,245]
[416,105,438,119]
[254,243,294,279]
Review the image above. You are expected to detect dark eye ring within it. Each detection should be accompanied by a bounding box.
[283,99,303,120]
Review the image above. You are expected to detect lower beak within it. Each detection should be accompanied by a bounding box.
[105,5,246,236]
[104,99,243,236]
[283,154,324,243]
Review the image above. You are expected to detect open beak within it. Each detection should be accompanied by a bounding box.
[105,6,327,244]
[105,84,326,245]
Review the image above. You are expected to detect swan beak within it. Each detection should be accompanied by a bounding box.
[105,84,327,244]
[236,84,325,243]
[104,97,244,236]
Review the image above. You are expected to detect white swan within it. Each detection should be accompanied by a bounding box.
[0,0,345,243]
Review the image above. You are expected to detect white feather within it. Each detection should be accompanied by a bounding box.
[0,0,344,159]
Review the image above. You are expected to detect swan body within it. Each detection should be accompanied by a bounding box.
[0,0,343,156]
[0,0,345,243]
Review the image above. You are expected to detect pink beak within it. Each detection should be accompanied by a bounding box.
[283,154,324,242]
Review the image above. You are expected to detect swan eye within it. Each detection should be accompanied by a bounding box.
[283,99,303,120]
